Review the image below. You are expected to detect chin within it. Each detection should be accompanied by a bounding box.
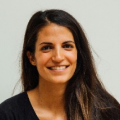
[50,77,71,84]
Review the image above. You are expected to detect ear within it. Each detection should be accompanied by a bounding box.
[26,51,36,66]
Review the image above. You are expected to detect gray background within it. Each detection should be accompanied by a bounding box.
[0,0,120,103]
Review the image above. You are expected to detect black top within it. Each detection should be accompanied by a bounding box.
[0,92,120,120]
[0,92,39,120]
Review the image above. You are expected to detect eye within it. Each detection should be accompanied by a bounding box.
[63,44,73,49]
[41,45,53,51]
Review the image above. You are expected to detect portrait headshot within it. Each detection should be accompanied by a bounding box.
[0,0,120,120]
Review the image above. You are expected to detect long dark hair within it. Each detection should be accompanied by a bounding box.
[21,9,120,120]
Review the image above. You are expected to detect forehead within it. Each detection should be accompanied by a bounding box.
[36,23,74,43]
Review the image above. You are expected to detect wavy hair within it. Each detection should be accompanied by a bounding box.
[21,9,120,120]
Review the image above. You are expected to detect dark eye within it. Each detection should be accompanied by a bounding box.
[41,46,52,51]
[63,44,73,49]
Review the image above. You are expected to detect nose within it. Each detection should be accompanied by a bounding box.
[52,47,64,63]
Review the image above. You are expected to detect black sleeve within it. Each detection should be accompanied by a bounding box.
[0,92,39,120]
[0,93,24,120]
[0,112,5,120]
[0,105,15,120]
[0,109,11,120]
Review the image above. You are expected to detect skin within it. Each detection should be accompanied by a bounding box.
[27,23,77,120]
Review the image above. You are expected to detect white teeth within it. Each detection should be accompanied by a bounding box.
[50,66,66,70]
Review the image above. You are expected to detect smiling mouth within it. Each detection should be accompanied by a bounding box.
[47,66,69,70]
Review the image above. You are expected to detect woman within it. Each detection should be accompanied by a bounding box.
[0,9,120,120]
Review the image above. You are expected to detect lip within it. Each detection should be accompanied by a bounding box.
[47,65,69,72]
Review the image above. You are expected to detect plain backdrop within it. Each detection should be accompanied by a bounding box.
[0,0,120,103]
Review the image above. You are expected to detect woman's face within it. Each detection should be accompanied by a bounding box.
[28,23,77,85]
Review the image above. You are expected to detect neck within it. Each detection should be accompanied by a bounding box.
[27,80,68,120]
[30,80,67,110]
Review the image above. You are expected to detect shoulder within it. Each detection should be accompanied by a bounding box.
[101,106,120,120]
[0,92,28,119]
[95,100,120,120]
[0,92,27,110]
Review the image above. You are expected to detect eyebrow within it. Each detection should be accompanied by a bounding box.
[63,41,75,44]
[39,41,75,45]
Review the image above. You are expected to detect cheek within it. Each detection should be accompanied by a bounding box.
[35,53,51,67]
[66,51,77,64]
